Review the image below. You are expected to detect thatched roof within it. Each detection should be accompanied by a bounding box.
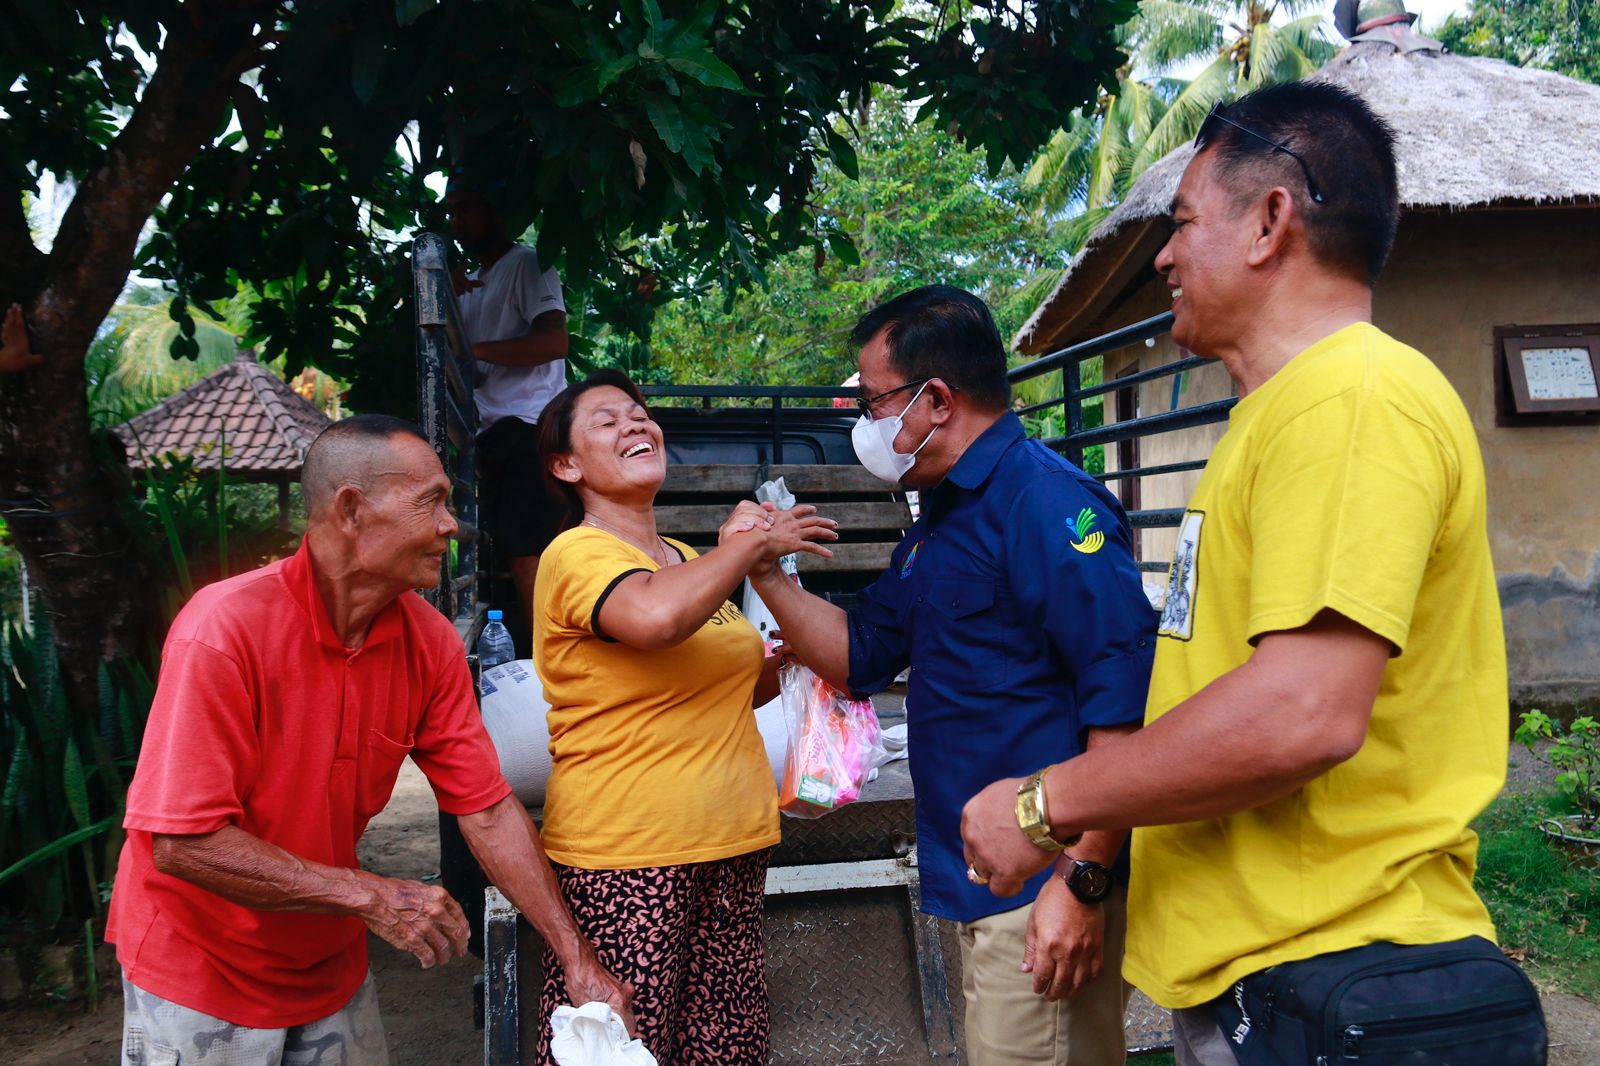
[114,349,331,481]
[1015,38,1600,353]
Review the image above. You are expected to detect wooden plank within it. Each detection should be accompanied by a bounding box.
[678,540,895,573]
[661,464,892,496]
[655,501,912,536]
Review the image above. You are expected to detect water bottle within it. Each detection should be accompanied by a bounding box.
[476,609,516,678]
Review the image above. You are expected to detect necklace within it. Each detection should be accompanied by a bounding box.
[581,513,671,568]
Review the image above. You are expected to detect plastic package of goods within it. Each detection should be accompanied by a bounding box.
[777,660,887,818]
[478,659,554,806]
[741,478,800,642]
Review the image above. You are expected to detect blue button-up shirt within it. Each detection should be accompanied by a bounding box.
[846,413,1156,922]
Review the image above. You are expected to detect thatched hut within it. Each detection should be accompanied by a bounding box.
[1015,12,1600,708]
[113,348,331,526]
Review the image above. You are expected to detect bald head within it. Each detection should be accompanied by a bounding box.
[302,415,433,517]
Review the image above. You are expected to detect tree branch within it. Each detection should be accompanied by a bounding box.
[40,9,268,349]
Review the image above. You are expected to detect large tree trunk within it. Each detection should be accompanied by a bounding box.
[0,11,263,711]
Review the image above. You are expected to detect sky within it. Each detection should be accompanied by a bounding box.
[1408,0,1473,32]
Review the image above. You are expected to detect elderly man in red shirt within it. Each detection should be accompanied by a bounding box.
[106,414,631,1065]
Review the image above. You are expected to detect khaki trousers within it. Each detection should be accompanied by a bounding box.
[958,885,1130,1066]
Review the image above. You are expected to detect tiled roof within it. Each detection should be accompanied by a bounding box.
[114,350,332,479]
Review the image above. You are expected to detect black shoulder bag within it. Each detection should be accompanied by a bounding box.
[1210,935,1547,1065]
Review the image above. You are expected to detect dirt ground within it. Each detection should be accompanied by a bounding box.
[6,750,1599,1065]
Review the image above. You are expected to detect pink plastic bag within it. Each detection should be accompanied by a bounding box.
[777,661,887,818]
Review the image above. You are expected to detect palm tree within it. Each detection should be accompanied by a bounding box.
[1131,0,1336,174]
[1023,0,1336,244]
[85,286,345,428]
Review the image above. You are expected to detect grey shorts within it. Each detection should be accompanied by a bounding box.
[121,970,389,1066]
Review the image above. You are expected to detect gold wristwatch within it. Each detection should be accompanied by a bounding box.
[1015,765,1081,851]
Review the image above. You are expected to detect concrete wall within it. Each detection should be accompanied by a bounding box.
[1055,205,1600,709]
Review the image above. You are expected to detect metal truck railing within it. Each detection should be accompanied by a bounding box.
[413,232,483,631]
[639,384,858,465]
[1006,310,1236,572]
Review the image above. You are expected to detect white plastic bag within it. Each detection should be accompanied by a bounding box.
[741,477,799,642]
[549,1002,657,1066]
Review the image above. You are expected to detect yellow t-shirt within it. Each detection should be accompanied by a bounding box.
[533,526,779,869]
[1128,323,1506,1008]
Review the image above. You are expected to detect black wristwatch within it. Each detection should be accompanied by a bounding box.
[1062,859,1113,904]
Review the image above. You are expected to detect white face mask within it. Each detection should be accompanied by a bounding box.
[851,380,937,485]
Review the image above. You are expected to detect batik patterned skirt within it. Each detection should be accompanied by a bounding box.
[536,849,771,1066]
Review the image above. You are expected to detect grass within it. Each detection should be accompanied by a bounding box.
[1474,791,1600,999]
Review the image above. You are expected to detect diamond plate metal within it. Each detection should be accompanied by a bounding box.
[497,756,1175,1062]
[766,890,935,1065]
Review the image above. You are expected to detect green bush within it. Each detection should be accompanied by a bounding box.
[0,604,154,944]
[1515,710,1600,825]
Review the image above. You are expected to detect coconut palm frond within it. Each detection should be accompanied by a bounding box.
[86,301,244,419]
[1131,51,1234,176]
[1135,0,1227,74]
[1275,12,1337,66]
[1009,266,1069,321]
[1273,0,1331,19]
[1087,100,1134,209]
[1242,18,1320,92]
[1118,79,1170,147]
[1024,114,1100,216]
[1056,205,1118,254]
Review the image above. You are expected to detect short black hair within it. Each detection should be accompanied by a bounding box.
[301,414,431,513]
[850,286,1011,411]
[1196,82,1399,284]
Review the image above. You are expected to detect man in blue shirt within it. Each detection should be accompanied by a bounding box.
[753,286,1155,1066]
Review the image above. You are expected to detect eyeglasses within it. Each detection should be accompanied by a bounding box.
[1201,106,1326,204]
[855,378,930,416]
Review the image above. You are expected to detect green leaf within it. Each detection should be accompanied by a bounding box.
[596,54,641,92]
[825,128,859,180]
[645,95,687,155]
[824,231,860,266]
[0,818,114,888]
[664,51,747,92]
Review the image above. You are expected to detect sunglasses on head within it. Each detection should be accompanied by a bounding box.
[1201,105,1326,204]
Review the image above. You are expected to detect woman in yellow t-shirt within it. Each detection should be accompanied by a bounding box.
[530,370,836,1065]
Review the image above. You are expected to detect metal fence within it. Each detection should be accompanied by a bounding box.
[412,232,482,629]
[1007,310,1236,572]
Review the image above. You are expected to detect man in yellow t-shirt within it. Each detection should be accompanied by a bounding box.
[958,82,1544,1064]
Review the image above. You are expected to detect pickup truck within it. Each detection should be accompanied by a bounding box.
[412,234,1176,1064]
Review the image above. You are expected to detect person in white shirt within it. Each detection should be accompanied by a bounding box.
[445,180,570,632]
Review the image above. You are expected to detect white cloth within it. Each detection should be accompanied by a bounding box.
[458,244,567,427]
[549,1002,657,1066]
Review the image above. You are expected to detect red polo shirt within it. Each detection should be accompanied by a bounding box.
[107,541,511,1027]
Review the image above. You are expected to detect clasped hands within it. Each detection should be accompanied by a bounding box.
[719,499,839,571]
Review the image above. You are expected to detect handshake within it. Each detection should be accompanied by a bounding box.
[717,500,839,577]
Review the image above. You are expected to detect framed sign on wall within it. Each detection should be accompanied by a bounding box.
[1494,324,1600,426]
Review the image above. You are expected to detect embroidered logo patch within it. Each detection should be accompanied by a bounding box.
[900,540,922,579]
[1158,509,1204,641]
[1066,508,1104,555]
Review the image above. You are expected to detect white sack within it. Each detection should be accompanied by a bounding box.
[478,659,553,806]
